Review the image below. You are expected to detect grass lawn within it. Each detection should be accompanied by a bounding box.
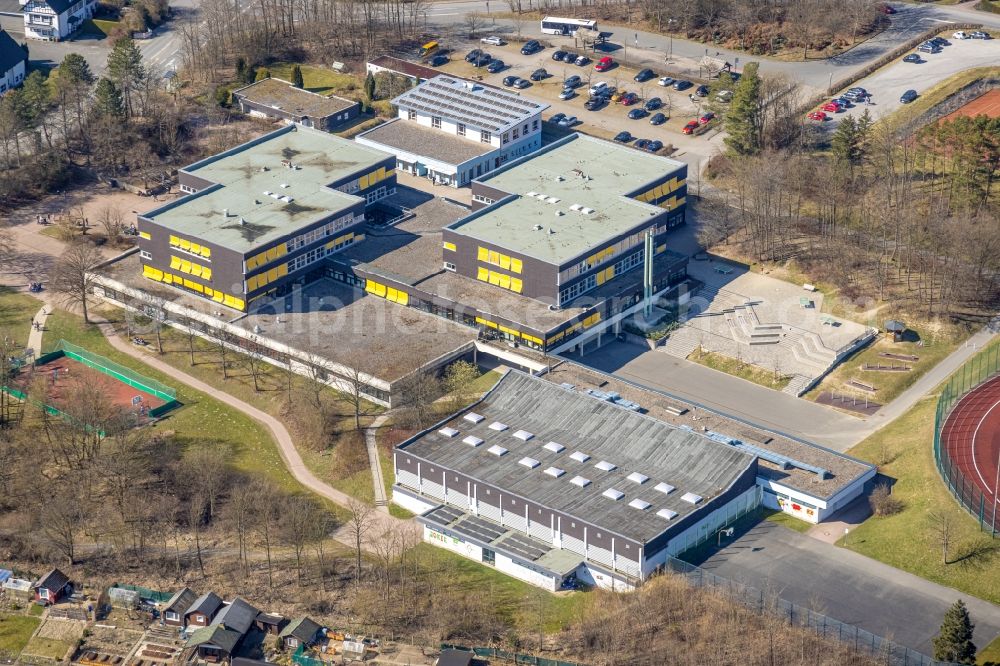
[21,636,73,661]
[26,605,43,617]
[762,508,813,534]
[980,636,1000,665]
[260,63,359,97]
[0,614,41,657]
[687,348,791,391]
[414,543,584,633]
[40,309,302,494]
[78,18,118,38]
[0,287,41,349]
[843,395,1000,607]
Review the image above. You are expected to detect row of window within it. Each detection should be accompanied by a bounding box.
[408,110,494,144]
[335,166,393,196]
[365,279,409,305]
[169,234,212,259]
[545,312,602,347]
[247,263,288,292]
[500,120,538,145]
[142,264,245,311]
[562,223,668,282]
[476,247,523,273]
[286,212,357,252]
[472,194,495,205]
[169,255,213,281]
[559,247,661,304]
[474,316,544,347]
[634,177,686,206]
[476,267,524,294]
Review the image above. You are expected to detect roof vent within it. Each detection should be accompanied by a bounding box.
[281,196,293,203]
[280,183,290,189]
[657,508,678,521]
[438,427,459,438]
[582,207,595,215]
[463,436,484,447]
[548,228,555,234]
[654,482,675,495]
[546,197,560,204]
[569,476,590,487]
[555,211,564,217]
[543,467,565,478]
[533,224,543,231]
[628,498,651,511]
[681,492,703,505]
[239,217,247,225]
[602,488,625,501]
[263,191,273,196]
[253,325,262,334]
[464,412,485,424]
[222,208,229,217]
[526,191,538,197]
[555,175,564,182]
[569,204,582,211]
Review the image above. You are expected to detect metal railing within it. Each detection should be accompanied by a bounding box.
[933,337,1000,535]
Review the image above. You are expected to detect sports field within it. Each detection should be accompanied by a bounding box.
[940,374,1000,522]
[941,88,1000,121]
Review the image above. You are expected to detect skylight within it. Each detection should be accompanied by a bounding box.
[628,498,651,511]
[595,460,617,472]
[602,488,625,501]
[570,476,591,487]
[654,482,675,495]
[681,492,703,504]
[464,412,485,424]
[657,508,678,520]
[519,457,540,469]
[488,445,508,457]
[513,430,534,441]
[544,442,565,453]
[544,467,565,478]
[489,421,509,431]
[463,436,484,447]
[438,427,459,438]
[627,472,649,484]
[570,451,590,463]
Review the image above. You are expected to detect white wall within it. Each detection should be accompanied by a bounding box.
[495,554,559,591]
[392,487,438,515]
[424,525,484,561]
[0,59,25,93]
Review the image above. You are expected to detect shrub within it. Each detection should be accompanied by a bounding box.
[869,483,903,516]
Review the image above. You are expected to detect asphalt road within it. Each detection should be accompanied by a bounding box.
[693,521,1000,656]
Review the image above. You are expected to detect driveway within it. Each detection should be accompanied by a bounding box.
[691,521,1000,656]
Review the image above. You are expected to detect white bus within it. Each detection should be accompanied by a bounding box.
[540,17,597,36]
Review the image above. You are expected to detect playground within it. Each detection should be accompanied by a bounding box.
[3,340,178,426]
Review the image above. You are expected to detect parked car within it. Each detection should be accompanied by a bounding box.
[634,68,656,82]
[503,75,519,87]
[513,78,531,89]
[564,75,582,88]
[481,35,505,45]
[610,89,626,102]
[595,56,614,71]
[627,108,648,119]
[682,120,700,134]
[620,92,639,106]
[558,115,577,127]
[807,110,827,121]
[696,84,709,97]
[584,97,604,110]
[699,111,715,125]
[672,79,692,91]
[970,30,990,39]
[559,88,576,100]
[486,60,506,73]
[847,86,867,96]
[552,50,567,61]
[521,40,542,55]
[531,68,549,81]
[550,112,566,124]
[821,101,841,113]
[930,37,949,47]
[634,138,651,150]
[900,89,918,104]
[646,140,664,152]
[614,131,633,143]
[903,53,922,63]
[658,76,675,87]
[649,112,667,125]
[716,90,733,103]
[472,54,492,67]
[589,81,608,96]
[917,42,940,54]
[953,31,969,40]
[574,55,590,66]
[833,96,853,108]
[644,97,662,110]
[429,54,448,67]
[465,49,483,62]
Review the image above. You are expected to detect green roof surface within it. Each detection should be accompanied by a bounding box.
[144,126,390,254]
[449,134,685,266]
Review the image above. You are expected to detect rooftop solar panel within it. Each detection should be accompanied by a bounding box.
[500,533,549,561]
[451,515,505,543]
[425,504,463,526]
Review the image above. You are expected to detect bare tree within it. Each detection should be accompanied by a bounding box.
[280,494,322,584]
[37,484,86,564]
[929,509,954,565]
[464,11,486,38]
[50,243,105,323]
[97,204,127,245]
[346,498,374,585]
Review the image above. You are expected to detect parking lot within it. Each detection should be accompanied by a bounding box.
[815,33,1000,126]
[435,36,726,164]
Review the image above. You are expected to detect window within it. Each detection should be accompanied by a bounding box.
[502,132,509,144]
[523,123,528,134]
[139,250,152,260]
[481,130,491,143]
[532,119,539,131]
[443,261,456,271]
[512,128,519,139]
[431,116,441,129]
[407,109,416,120]
[457,123,466,136]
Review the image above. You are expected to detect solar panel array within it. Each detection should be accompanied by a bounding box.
[396,76,545,132]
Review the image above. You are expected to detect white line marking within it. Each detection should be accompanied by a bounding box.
[971,385,1000,504]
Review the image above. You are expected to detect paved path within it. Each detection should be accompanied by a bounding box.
[365,414,391,512]
[26,305,50,355]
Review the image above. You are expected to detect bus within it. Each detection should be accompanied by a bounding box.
[540,17,597,36]
[418,41,439,58]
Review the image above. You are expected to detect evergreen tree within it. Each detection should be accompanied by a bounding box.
[291,64,304,89]
[106,37,146,120]
[93,78,125,118]
[830,115,858,164]
[235,56,247,83]
[16,71,50,131]
[364,71,376,102]
[933,599,976,665]
[723,62,761,156]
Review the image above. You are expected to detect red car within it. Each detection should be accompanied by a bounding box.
[698,112,715,125]
[821,102,841,113]
[807,110,827,121]
[619,92,639,105]
[594,56,614,72]
[681,120,700,135]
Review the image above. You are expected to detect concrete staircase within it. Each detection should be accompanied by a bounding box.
[661,326,702,358]
[783,374,814,396]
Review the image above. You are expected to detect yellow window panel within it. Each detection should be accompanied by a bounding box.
[169,235,179,246]
[443,241,456,252]
[475,316,488,326]
[676,197,685,207]
[191,264,203,277]
[499,254,510,270]
[477,247,489,261]
[246,256,256,270]
[267,267,278,283]
[510,258,523,274]
[179,239,191,250]
[212,291,224,302]
[162,273,173,284]
[606,266,615,280]
[266,247,277,262]
[360,175,369,189]
[143,265,163,281]
[204,288,214,298]
[511,278,523,293]
[488,250,500,265]
[377,166,386,179]
[247,275,258,291]
[203,268,212,280]
[201,246,211,258]
[387,287,398,302]
[656,244,666,254]
[233,298,245,311]
[277,243,288,257]
[374,283,387,297]
[277,264,288,277]
[169,256,181,270]
[596,271,606,286]
[486,320,498,329]
[396,291,408,306]
[498,275,510,289]
[180,260,192,273]
[488,272,502,286]
[138,231,151,240]
[477,267,489,281]
[326,240,336,250]
[365,279,377,293]
[190,243,201,255]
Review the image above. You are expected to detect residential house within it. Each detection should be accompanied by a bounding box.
[185,591,223,628]
[186,597,260,663]
[0,30,26,94]
[231,78,360,132]
[278,617,322,650]
[163,587,198,627]
[254,612,284,635]
[20,0,97,41]
[33,568,71,605]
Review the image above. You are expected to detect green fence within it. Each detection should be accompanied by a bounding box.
[292,644,325,666]
[109,583,173,603]
[441,644,584,666]
[55,339,177,401]
[933,337,1000,536]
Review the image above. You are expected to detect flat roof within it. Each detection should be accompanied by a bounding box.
[233,78,357,120]
[400,372,755,544]
[368,55,441,82]
[143,126,391,254]
[358,118,495,166]
[393,75,547,133]
[449,134,686,266]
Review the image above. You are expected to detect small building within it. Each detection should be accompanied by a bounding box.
[436,648,473,666]
[355,75,549,187]
[254,612,284,635]
[278,616,322,650]
[107,586,140,609]
[2,576,32,600]
[366,55,441,86]
[885,319,906,342]
[34,569,71,605]
[0,30,27,94]
[163,587,198,627]
[232,78,360,132]
[185,598,260,663]
[185,591,223,628]
[212,597,260,635]
[19,0,97,41]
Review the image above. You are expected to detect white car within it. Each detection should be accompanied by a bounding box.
[588,81,608,96]
[952,31,969,40]
[481,36,505,46]
[657,76,674,87]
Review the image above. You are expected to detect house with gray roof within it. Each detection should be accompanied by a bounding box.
[185,591,223,628]
[163,587,198,627]
[355,75,549,187]
[185,597,260,663]
[278,617,322,649]
[0,30,26,94]
[212,598,259,635]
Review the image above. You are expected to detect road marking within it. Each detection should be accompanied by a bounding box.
[971,386,1000,504]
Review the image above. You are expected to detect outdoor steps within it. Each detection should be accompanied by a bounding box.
[660,328,702,359]
[783,374,814,396]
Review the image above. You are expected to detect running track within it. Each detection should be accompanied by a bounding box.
[941,375,1000,517]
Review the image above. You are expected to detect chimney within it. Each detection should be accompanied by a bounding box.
[223,208,229,217]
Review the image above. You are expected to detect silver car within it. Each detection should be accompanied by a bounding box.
[481,36,505,46]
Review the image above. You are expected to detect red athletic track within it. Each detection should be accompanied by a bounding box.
[941,374,1000,512]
